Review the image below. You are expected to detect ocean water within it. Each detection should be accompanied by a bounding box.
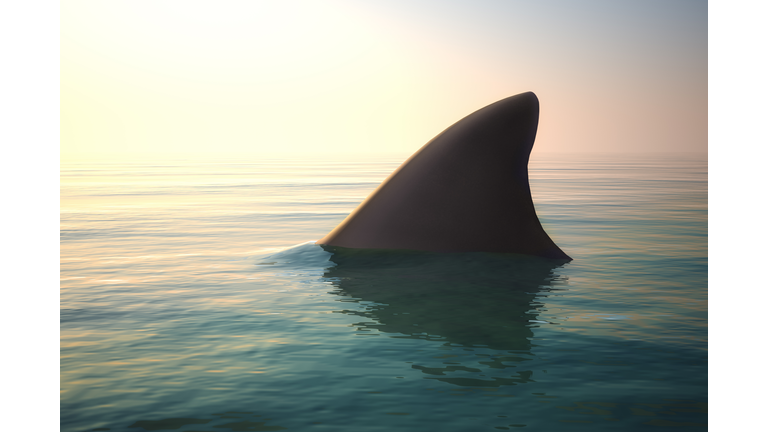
[60,154,707,431]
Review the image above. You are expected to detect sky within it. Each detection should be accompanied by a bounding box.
[61,0,707,162]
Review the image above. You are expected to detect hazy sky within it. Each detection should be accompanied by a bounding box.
[61,0,707,162]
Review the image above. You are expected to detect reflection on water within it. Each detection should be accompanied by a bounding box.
[323,247,567,387]
[61,155,707,431]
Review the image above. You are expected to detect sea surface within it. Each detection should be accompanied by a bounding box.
[61,153,707,431]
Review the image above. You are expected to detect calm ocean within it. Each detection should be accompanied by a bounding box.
[60,153,707,431]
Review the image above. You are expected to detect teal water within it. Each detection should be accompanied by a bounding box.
[60,154,707,431]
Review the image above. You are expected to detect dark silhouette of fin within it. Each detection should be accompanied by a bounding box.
[318,92,570,260]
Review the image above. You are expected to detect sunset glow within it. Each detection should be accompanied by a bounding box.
[61,0,706,162]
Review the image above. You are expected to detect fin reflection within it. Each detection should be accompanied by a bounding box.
[322,246,568,387]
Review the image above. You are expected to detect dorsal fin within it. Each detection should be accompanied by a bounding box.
[318,92,570,260]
